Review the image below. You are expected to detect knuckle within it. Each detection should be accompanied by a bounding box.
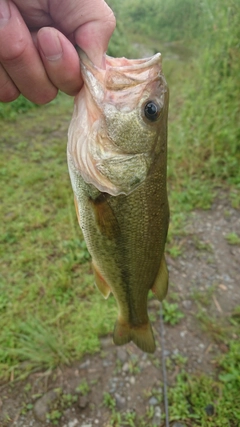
[0,38,28,64]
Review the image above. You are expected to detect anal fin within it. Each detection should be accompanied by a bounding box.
[151,255,168,301]
[92,262,111,299]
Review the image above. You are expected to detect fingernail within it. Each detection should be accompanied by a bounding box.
[39,29,63,61]
[0,0,11,26]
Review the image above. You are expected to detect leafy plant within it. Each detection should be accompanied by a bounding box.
[225,232,240,245]
[103,392,116,410]
[162,301,184,325]
[76,379,90,396]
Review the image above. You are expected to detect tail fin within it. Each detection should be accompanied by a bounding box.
[113,320,156,353]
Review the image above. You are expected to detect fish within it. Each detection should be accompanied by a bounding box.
[67,49,169,353]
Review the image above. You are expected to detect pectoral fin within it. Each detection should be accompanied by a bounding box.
[151,255,168,301]
[89,194,120,240]
[74,196,81,225]
[92,262,111,299]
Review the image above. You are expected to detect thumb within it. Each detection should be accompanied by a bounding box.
[74,7,116,68]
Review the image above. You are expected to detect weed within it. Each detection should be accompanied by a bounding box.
[162,301,184,325]
[191,284,218,307]
[128,359,141,375]
[103,392,116,410]
[230,188,240,209]
[218,341,240,389]
[230,305,240,326]
[109,410,122,426]
[20,402,34,415]
[123,411,136,426]
[46,409,62,425]
[61,393,77,406]
[146,404,155,419]
[76,379,90,396]
[193,236,213,252]
[196,310,228,343]
[167,244,182,258]
[225,232,240,245]
[172,353,188,369]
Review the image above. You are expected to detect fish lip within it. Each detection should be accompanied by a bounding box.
[77,47,162,73]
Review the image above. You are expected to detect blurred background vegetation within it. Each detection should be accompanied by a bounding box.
[0,0,240,423]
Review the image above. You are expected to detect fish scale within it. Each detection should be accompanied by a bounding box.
[68,49,169,353]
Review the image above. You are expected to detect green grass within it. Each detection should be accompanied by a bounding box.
[168,340,240,426]
[0,94,118,380]
[225,232,240,245]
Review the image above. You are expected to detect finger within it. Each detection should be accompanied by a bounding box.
[37,27,82,96]
[75,14,116,68]
[0,63,19,102]
[0,0,57,104]
[50,0,116,68]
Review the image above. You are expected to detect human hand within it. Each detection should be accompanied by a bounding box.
[0,0,116,104]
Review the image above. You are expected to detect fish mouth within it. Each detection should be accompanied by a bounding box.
[78,47,161,71]
[77,47,162,92]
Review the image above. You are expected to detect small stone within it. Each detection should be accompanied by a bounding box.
[116,348,128,363]
[180,330,187,338]
[152,406,161,425]
[172,422,187,427]
[129,376,135,385]
[122,362,129,372]
[101,337,113,348]
[148,396,158,406]
[68,419,79,427]
[182,300,192,310]
[33,390,58,422]
[81,424,92,427]
[115,393,126,410]
[78,395,89,409]
[79,360,90,369]
[129,354,139,362]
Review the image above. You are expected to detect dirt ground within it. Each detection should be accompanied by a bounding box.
[0,194,240,427]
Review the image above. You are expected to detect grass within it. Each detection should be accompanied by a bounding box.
[0,94,118,380]
[168,340,240,426]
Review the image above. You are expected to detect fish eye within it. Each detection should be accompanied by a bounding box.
[144,101,161,122]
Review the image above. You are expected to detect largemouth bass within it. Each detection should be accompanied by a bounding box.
[67,49,169,353]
